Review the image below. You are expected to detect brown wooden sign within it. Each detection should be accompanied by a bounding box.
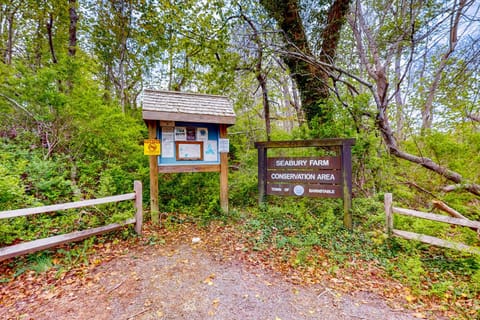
[255,138,355,229]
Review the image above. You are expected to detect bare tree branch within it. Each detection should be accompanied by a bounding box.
[422,0,467,130]
[467,113,480,122]
[0,93,36,119]
[46,13,58,64]
[240,10,272,140]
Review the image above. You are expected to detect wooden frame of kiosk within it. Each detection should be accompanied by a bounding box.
[142,89,236,223]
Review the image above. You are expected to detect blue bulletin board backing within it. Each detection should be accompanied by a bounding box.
[157,121,220,165]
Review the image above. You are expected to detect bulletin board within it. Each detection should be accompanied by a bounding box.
[157,122,220,165]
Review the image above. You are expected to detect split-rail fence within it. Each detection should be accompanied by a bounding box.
[0,181,143,261]
[384,193,480,255]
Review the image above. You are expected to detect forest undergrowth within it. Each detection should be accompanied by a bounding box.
[1,210,479,319]
[1,134,480,319]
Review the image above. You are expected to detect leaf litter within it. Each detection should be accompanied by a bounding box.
[0,222,451,319]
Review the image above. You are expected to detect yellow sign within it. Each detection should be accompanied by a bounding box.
[144,139,161,155]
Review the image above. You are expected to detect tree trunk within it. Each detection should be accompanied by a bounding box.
[68,0,77,57]
[4,3,19,65]
[34,16,43,68]
[467,113,480,123]
[279,74,298,131]
[65,0,78,93]
[290,77,304,125]
[394,45,405,141]
[260,0,351,126]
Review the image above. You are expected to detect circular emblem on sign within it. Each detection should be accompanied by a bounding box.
[148,141,157,152]
[293,185,304,196]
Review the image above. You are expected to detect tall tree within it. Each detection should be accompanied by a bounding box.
[89,0,165,110]
[68,0,77,58]
[0,0,21,65]
[91,0,134,111]
[260,0,351,126]
[228,2,307,139]
[419,0,469,131]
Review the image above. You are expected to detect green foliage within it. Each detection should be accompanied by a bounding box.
[391,254,425,291]
[241,197,386,261]
[27,251,54,274]
[229,148,258,207]
[403,130,480,186]
[306,108,355,139]
[0,159,30,209]
[25,155,74,203]
[0,57,147,248]
[57,237,96,268]
[157,172,223,224]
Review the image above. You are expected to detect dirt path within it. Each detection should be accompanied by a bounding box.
[3,237,421,320]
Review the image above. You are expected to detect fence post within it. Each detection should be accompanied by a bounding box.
[384,193,393,236]
[134,180,143,235]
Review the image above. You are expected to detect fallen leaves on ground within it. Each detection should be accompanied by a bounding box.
[0,220,477,319]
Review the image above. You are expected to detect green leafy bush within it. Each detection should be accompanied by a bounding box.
[157,172,223,223]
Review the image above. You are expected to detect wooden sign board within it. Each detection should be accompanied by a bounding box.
[176,141,203,161]
[255,139,355,229]
[142,90,236,219]
[266,156,342,197]
[160,120,175,127]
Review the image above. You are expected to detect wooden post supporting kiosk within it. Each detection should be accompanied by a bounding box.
[146,120,159,224]
[142,90,236,222]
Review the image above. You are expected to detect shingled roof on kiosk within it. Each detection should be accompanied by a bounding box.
[142,89,236,125]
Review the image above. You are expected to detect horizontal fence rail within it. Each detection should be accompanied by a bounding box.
[0,193,136,219]
[384,193,480,255]
[0,181,143,262]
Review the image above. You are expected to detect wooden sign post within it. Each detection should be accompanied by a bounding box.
[255,139,355,229]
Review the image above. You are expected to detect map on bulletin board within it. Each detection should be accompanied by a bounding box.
[204,140,218,161]
[176,141,203,160]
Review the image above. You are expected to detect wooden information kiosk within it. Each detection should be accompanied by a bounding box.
[142,90,236,222]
